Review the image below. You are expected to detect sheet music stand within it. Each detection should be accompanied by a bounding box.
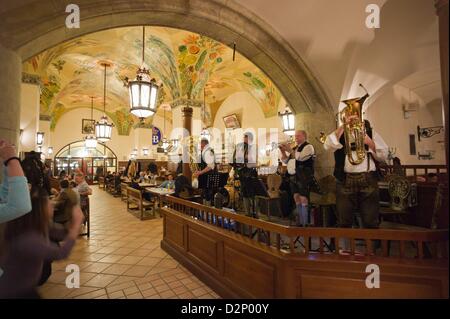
[248,178,270,238]
[206,172,228,189]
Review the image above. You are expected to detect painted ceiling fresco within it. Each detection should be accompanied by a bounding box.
[23,26,283,135]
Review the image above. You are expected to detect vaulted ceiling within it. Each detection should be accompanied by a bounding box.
[23,26,284,134]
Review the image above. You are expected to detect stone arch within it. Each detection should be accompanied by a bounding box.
[0,0,331,114]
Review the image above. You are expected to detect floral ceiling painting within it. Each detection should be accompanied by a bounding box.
[23,26,284,135]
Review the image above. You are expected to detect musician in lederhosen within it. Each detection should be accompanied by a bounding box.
[193,138,216,205]
[323,117,388,229]
[279,130,315,226]
[232,132,258,217]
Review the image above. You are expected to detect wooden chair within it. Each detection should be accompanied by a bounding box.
[120,183,129,202]
[380,183,447,257]
[126,187,155,220]
[255,174,282,221]
[380,183,446,231]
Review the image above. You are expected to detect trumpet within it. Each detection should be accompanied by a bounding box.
[271,141,297,154]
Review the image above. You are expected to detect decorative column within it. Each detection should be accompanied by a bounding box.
[435,0,449,171]
[182,106,193,182]
[0,44,22,145]
[295,111,336,179]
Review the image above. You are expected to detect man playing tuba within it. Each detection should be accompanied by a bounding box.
[323,98,388,230]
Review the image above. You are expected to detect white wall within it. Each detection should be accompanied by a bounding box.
[19,83,40,153]
[366,86,445,165]
[213,91,285,136]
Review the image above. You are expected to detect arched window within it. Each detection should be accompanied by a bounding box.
[53,140,117,184]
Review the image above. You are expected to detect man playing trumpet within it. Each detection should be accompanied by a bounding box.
[279,130,315,226]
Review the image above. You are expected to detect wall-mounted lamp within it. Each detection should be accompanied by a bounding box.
[143,148,149,156]
[417,125,444,141]
[37,146,42,153]
[36,132,45,145]
[47,147,53,155]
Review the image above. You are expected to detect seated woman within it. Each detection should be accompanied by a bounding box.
[0,186,83,298]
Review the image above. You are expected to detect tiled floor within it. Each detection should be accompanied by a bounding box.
[39,187,220,299]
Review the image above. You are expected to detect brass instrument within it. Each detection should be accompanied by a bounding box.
[341,84,369,165]
[187,135,200,188]
[318,84,370,166]
[318,132,327,144]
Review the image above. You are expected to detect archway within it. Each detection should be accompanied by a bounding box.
[54,140,118,183]
[0,0,330,115]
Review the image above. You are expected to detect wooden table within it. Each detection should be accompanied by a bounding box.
[139,182,157,188]
[145,187,175,214]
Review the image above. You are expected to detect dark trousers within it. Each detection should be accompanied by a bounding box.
[336,172,380,229]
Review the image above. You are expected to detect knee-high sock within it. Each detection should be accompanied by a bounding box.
[301,204,309,226]
[296,204,303,226]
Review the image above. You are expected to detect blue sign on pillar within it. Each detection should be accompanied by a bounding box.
[152,127,161,145]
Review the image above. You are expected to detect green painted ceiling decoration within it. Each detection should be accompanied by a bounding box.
[23,26,285,134]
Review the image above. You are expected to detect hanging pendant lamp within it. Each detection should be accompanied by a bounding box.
[85,96,98,149]
[95,63,114,142]
[125,26,163,120]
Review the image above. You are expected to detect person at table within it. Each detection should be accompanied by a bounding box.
[192,138,216,205]
[138,171,146,183]
[159,173,175,190]
[74,173,92,225]
[53,179,79,229]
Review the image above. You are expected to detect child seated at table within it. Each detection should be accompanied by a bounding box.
[159,173,175,189]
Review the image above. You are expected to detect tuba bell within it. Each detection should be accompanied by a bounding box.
[339,84,370,165]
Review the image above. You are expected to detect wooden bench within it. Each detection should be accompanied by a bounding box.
[120,183,129,202]
[126,187,155,220]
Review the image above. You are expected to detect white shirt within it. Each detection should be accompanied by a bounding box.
[324,130,388,173]
[201,146,216,170]
[234,143,257,168]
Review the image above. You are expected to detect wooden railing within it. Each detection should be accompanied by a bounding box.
[161,195,449,260]
[384,165,447,179]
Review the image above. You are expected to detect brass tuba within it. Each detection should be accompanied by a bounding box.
[339,84,369,165]
[187,135,200,188]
